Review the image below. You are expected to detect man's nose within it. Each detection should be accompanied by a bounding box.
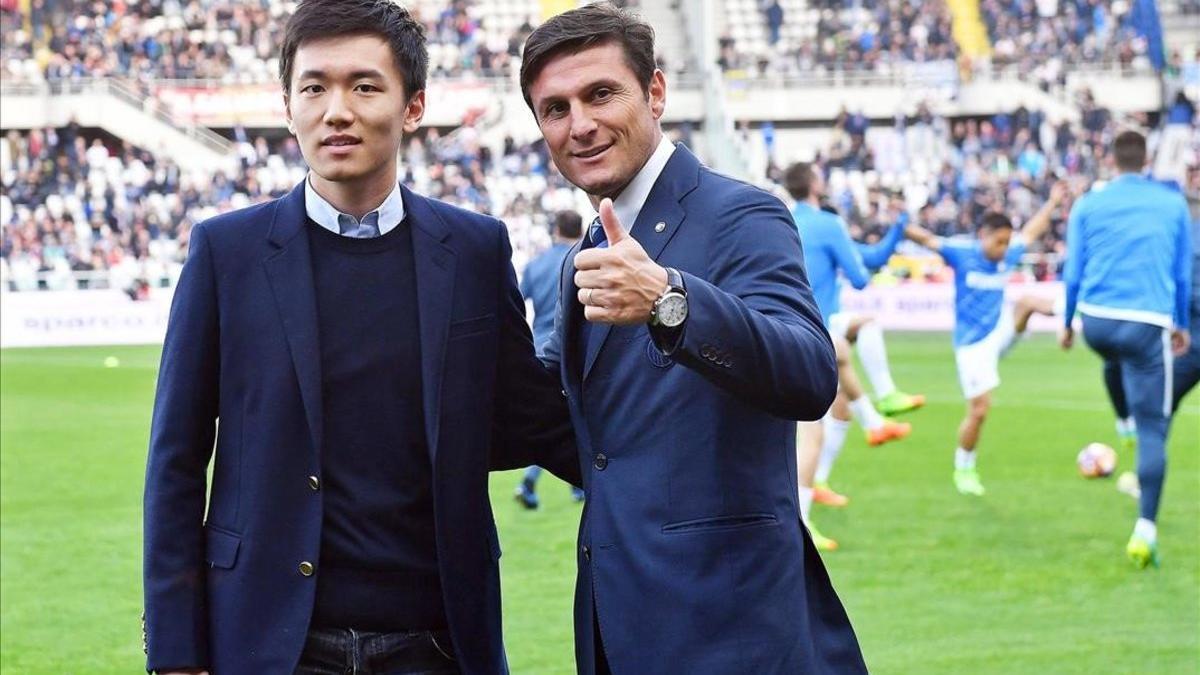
[323,90,355,126]
[568,103,598,140]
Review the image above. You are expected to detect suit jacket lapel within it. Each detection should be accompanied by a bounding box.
[581,144,700,381]
[402,186,456,462]
[264,181,324,456]
[560,238,586,392]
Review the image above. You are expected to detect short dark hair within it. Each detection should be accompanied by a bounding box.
[1113,130,1147,172]
[278,0,428,101]
[554,210,583,239]
[980,212,1013,232]
[783,162,816,201]
[519,2,657,110]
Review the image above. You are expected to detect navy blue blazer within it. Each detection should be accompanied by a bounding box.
[143,181,579,674]
[543,145,866,674]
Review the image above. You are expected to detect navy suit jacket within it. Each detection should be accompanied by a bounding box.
[143,181,579,674]
[543,145,866,674]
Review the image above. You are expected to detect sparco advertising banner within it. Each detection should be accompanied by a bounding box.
[0,282,1067,349]
[839,281,1065,332]
[1,290,172,348]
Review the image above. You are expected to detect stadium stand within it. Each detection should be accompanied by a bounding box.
[1,0,1197,293]
[0,0,542,83]
[716,0,959,77]
[0,120,613,291]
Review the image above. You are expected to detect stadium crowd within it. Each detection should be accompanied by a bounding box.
[2,0,1197,291]
[3,0,1182,85]
[719,0,1172,80]
[0,118,599,291]
[981,0,1161,76]
[766,88,1198,280]
[0,0,537,83]
[9,84,1194,292]
[719,0,959,77]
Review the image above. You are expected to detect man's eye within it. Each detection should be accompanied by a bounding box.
[356,84,379,92]
[300,84,323,94]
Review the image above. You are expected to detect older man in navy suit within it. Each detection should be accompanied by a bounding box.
[142,2,577,673]
[521,4,865,674]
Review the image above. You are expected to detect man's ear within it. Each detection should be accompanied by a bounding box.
[648,69,666,120]
[283,93,295,135]
[403,90,426,134]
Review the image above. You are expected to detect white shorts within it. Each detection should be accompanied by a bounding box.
[1051,291,1065,316]
[954,312,1015,400]
[827,312,854,339]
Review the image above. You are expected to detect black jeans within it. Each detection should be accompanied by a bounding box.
[295,627,459,675]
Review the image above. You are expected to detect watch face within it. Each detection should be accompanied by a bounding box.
[658,293,688,327]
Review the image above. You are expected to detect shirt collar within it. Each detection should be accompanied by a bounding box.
[304,175,406,236]
[607,136,676,230]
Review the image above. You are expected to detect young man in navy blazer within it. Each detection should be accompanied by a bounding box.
[522,4,866,673]
[142,1,578,673]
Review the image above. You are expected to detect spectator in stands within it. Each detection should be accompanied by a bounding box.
[763,0,784,46]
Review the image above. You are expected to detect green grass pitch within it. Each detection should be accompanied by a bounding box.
[1,333,1197,673]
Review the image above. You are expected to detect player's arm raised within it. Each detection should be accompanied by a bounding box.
[904,222,942,252]
[1020,181,1068,247]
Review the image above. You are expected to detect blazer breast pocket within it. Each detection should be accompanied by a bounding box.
[448,314,496,340]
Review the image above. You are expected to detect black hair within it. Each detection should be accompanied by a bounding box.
[519,2,656,111]
[783,162,816,201]
[980,212,1013,232]
[554,210,583,239]
[279,0,428,101]
[1113,130,1147,173]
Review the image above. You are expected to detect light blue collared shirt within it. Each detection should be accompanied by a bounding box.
[304,176,406,237]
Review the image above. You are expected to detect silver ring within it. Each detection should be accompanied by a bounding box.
[587,288,595,305]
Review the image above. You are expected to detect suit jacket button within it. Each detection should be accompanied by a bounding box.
[299,561,314,576]
[561,389,568,398]
[593,453,608,470]
[308,475,320,491]
[582,545,591,561]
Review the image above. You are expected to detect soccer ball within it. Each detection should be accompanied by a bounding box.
[1076,443,1117,478]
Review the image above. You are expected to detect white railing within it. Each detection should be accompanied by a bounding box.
[3,268,179,293]
[0,77,234,156]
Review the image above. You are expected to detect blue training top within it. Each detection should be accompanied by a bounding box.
[1063,174,1192,330]
[939,238,1026,347]
[792,202,906,323]
[520,241,572,353]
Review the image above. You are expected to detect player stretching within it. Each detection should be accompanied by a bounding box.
[1061,131,1192,569]
[785,163,919,516]
[905,182,1065,496]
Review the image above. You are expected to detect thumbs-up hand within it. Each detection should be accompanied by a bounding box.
[574,198,669,325]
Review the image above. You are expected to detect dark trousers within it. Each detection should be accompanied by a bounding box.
[296,627,458,675]
[1082,316,1173,522]
[1172,316,1200,412]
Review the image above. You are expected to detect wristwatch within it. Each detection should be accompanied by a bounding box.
[650,267,688,328]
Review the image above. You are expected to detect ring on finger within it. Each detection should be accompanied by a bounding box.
[587,288,595,305]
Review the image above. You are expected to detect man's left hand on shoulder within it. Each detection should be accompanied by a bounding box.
[574,198,668,325]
